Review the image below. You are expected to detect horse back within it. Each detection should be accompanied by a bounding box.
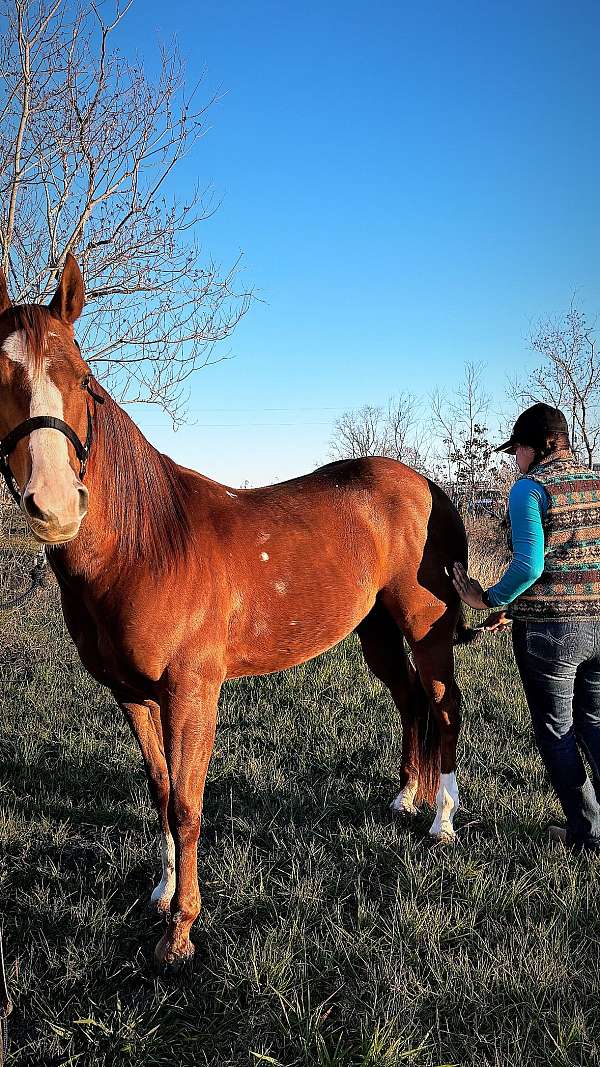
[183,456,465,676]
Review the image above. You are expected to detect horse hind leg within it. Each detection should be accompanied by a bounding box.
[356,602,439,816]
[409,639,462,840]
[391,667,441,815]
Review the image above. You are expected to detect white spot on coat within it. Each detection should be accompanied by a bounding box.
[226,490,238,498]
[274,580,286,595]
[260,552,269,561]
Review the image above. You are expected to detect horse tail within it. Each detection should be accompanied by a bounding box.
[410,665,441,807]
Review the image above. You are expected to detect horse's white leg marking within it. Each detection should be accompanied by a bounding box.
[151,830,176,909]
[429,772,459,838]
[390,778,419,815]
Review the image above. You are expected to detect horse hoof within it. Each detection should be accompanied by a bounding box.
[428,828,456,845]
[390,795,418,817]
[156,953,195,978]
[154,933,195,976]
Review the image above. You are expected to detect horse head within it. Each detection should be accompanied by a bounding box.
[0,255,92,545]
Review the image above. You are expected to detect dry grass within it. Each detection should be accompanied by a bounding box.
[1,503,599,1066]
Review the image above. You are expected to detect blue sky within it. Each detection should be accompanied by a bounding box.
[116,1,599,486]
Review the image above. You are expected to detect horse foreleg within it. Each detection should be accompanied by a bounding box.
[154,669,221,972]
[119,698,174,915]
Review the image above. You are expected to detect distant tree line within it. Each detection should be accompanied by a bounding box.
[329,361,498,511]
[329,306,599,511]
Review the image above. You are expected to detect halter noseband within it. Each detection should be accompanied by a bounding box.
[0,374,103,507]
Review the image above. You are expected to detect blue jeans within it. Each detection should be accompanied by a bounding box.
[512,619,600,850]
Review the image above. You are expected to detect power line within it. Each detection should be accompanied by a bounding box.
[189,406,344,411]
[142,421,335,429]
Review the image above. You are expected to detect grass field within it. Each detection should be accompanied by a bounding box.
[1,512,600,1066]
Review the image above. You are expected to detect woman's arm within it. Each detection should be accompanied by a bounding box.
[485,478,547,607]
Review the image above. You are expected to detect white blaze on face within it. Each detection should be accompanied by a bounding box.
[151,830,176,909]
[2,330,86,534]
[429,771,459,839]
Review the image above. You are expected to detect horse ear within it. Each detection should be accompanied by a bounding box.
[0,269,11,314]
[49,253,84,324]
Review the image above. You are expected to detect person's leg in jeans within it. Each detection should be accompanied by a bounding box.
[512,620,600,848]
[573,633,600,807]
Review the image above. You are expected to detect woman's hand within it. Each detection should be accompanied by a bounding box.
[481,610,511,633]
[452,561,487,611]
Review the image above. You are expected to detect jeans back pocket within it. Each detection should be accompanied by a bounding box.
[525,623,579,661]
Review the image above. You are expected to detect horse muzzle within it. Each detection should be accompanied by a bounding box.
[21,480,89,544]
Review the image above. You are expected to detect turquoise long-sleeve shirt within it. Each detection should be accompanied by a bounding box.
[486,478,549,607]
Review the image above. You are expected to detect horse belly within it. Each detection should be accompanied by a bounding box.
[226,572,376,678]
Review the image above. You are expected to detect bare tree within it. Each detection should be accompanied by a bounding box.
[509,304,599,468]
[0,0,251,420]
[329,392,430,472]
[330,404,383,460]
[429,361,496,504]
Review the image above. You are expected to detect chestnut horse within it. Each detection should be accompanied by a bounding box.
[0,256,475,970]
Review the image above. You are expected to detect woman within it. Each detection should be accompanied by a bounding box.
[453,402,600,852]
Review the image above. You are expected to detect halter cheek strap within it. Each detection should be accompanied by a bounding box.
[0,375,101,506]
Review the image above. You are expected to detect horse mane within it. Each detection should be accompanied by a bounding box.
[88,385,193,573]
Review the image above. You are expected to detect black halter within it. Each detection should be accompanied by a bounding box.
[0,374,103,506]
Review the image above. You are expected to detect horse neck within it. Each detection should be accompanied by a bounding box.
[53,393,192,585]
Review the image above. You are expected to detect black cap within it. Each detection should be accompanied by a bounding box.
[495,403,569,454]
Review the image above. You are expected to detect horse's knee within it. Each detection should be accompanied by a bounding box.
[168,795,201,849]
[148,765,170,811]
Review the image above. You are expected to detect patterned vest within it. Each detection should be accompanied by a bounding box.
[508,450,600,621]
